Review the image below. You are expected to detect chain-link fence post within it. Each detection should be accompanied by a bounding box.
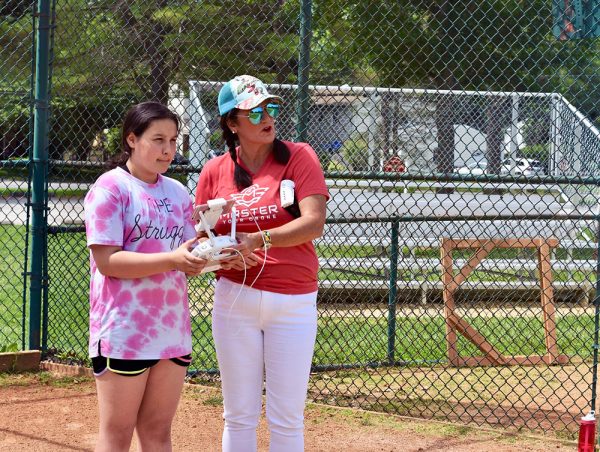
[295,0,312,142]
[387,219,399,365]
[590,217,600,419]
[28,0,52,350]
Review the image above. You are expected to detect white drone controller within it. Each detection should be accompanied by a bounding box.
[191,198,238,273]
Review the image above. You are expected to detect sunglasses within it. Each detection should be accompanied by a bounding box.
[237,103,280,125]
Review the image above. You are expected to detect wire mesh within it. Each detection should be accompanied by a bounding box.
[1,0,600,438]
[0,1,35,351]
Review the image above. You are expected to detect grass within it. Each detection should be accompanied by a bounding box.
[0,370,92,388]
[0,187,89,198]
[314,313,595,366]
[307,359,592,439]
[0,225,27,350]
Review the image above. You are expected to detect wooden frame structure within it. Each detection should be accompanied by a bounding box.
[440,237,570,367]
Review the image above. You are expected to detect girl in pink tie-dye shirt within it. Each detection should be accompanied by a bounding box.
[84,102,206,451]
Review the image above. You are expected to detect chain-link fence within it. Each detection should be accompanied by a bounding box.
[2,0,600,438]
[0,1,35,352]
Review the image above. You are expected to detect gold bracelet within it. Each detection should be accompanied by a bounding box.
[262,230,272,250]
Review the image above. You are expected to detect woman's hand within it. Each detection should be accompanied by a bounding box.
[219,252,247,271]
[213,233,262,271]
[235,231,263,253]
[170,238,207,276]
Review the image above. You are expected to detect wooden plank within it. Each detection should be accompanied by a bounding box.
[441,240,459,365]
[507,354,570,366]
[449,240,497,291]
[538,243,560,361]
[0,351,41,372]
[454,356,500,367]
[447,312,507,365]
[440,236,568,369]
[533,237,560,248]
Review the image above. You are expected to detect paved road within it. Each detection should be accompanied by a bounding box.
[1,180,592,227]
[0,196,85,226]
[327,188,577,219]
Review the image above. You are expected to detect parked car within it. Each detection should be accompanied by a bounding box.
[500,158,545,176]
[454,160,488,175]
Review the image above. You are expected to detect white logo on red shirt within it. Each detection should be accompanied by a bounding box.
[231,184,269,208]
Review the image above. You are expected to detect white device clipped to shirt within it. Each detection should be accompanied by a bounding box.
[280,179,295,208]
[191,198,238,273]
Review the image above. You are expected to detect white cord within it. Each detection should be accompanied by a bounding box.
[219,247,247,334]
[215,209,274,335]
[212,208,268,335]
[247,210,267,288]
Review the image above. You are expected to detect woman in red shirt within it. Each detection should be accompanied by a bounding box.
[195,75,329,452]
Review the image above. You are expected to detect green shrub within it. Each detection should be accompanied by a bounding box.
[0,342,18,353]
[48,96,135,161]
[0,101,30,159]
[520,144,549,162]
[341,133,369,171]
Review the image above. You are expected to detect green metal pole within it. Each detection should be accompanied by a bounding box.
[29,0,51,350]
[387,220,399,364]
[590,216,600,433]
[295,0,312,142]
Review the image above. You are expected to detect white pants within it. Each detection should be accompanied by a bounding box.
[212,277,318,452]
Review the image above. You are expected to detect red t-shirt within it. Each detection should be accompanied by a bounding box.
[195,141,330,294]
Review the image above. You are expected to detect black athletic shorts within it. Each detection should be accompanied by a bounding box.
[92,343,191,377]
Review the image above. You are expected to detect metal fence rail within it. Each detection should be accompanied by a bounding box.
[1,0,600,438]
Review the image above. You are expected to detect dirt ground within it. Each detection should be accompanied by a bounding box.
[0,372,576,452]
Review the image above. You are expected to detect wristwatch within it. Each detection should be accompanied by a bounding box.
[262,230,272,250]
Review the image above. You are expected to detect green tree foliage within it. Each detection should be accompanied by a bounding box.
[310,0,599,173]
[1,0,598,161]
[311,0,599,95]
[50,0,302,102]
[0,0,33,19]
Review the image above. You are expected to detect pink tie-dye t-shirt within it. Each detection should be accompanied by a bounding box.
[84,167,196,360]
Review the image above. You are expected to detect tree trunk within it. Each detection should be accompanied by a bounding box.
[432,0,459,193]
[380,91,393,172]
[148,22,168,103]
[485,97,509,173]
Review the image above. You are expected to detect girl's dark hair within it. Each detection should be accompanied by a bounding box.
[106,101,180,169]
[220,110,290,190]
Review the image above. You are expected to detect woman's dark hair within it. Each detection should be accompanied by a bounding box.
[106,101,180,169]
[221,110,290,190]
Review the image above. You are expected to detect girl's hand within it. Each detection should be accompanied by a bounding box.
[171,238,207,276]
